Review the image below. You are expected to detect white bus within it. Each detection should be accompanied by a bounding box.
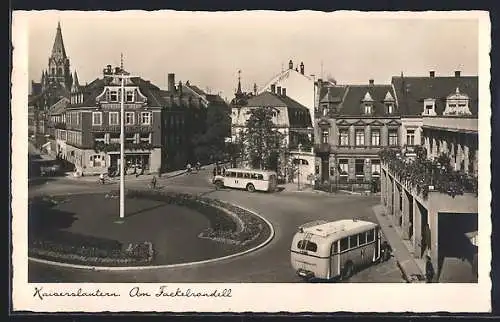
[290,219,381,281]
[212,168,278,192]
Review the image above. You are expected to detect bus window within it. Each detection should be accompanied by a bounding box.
[340,238,349,252]
[331,241,339,255]
[367,229,375,242]
[257,174,264,180]
[297,240,306,249]
[305,241,317,252]
[251,173,259,179]
[244,172,251,179]
[358,232,367,246]
[349,235,358,248]
[226,171,235,177]
[236,172,244,178]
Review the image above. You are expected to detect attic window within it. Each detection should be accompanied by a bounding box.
[110,90,118,102]
[422,98,436,116]
[386,103,394,114]
[126,90,134,102]
[444,87,471,116]
[364,104,373,115]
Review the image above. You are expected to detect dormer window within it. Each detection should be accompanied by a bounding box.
[386,103,394,114]
[364,104,373,115]
[126,90,134,102]
[110,90,118,102]
[444,87,471,116]
[422,98,436,116]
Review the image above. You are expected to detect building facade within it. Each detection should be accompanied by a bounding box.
[314,79,400,190]
[231,78,314,182]
[380,71,479,282]
[55,65,163,175]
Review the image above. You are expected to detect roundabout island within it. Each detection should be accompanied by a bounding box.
[28,190,274,270]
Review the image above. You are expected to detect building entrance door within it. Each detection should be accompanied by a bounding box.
[321,157,329,183]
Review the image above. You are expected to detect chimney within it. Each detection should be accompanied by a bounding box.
[168,73,175,92]
[369,79,374,85]
[317,78,323,88]
[289,60,293,70]
[455,70,461,77]
[300,62,304,75]
[115,67,121,74]
[282,88,287,96]
[270,84,276,93]
[276,86,282,95]
[178,81,183,95]
[429,71,435,78]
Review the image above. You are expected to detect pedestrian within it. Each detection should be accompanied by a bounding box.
[425,255,435,283]
[381,241,392,261]
[151,176,157,189]
[99,173,105,185]
[213,166,217,177]
[196,161,201,171]
[222,166,226,176]
[186,163,192,174]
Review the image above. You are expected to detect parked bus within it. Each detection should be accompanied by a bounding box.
[290,219,381,281]
[212,168,278,192]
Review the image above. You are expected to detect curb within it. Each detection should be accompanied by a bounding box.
[28,200,275,271]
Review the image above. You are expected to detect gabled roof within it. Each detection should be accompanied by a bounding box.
[391,75,478,116]
[338,84,397,116]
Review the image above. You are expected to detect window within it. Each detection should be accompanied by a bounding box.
[92,112,102,126]
[387,103,394,114]
[349,235,358,248]
[297,240,318,252]
[94,133,105,142]
[140,133,151,143]
[244,173,251,179]
[340,238,349,252]
[141,112,151,125]
[358,232,367,245]
[321,129,329,144]
[388,130,398,146]
[125,133,135,143]
[423,99,436,116]
[125,112,135,125]
[126,90,134,102]
[110,133,120,143]
[110,90,118,102]
[372,160,381,176]
[315,165,320,175]
[339,129,349,146]
[109,112,119,125]
[355,129,365,146]
[406,129,415,146]
[331,241,339,254]
[236,172,244,178]
[338,159,348,176]
[364,104,372,115]
[367,229,375,242]
[371,130,380,146]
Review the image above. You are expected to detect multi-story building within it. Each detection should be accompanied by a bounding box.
[380,71,478,282]
[231,75,314,182]
[314,79,400,189]
[55,65,164,175]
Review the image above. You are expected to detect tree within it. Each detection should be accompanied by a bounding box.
[192,100,231,163]
[241,107,287,170]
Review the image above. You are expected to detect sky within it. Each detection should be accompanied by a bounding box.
[24,10,480,101]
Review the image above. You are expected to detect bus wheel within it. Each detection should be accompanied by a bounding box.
[215,180,223,189]
[342,262,354,280]
[246,183,255,192]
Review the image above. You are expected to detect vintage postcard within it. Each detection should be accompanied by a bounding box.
[11,10,491,312]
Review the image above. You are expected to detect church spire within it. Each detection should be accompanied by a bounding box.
[51,21,67,59]
[236,70,242,95]
[73,71,79,87]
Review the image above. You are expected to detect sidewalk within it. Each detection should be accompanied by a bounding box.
[372,204,426,283]
[64,168,187,182]
[280,183,329,195]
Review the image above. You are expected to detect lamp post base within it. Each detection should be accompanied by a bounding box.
[114,219,126,224]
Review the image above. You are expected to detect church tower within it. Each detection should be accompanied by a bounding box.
[46,21,72,90]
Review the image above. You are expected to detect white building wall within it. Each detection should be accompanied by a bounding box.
[401,117,424,147]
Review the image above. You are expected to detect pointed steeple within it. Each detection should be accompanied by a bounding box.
[236,70,242,95]
[51,21,67,59]
[73,71,79,87]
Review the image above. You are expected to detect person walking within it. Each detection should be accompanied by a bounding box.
[425,255,435,283]
[151,176,157,189]
[99,173,105,185]
[186,163,192,174]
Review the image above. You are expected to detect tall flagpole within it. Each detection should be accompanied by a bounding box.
[120,68,125,219]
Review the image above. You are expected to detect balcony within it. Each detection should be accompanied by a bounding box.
[379,147,478,201]
[314,143,331,154]
[335,145,384,155]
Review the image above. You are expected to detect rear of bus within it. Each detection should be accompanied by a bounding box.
[290,232,329,280]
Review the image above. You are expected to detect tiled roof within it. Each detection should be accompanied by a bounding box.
[391,76,478,116]
[245,91,312,128]
[338,84,397,116]
[319,85,348,104]
[130,77,166,107]
[28,82,70,106]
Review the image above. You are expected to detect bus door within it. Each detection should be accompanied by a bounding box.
[330,240,340,278]
[348,234,363,267]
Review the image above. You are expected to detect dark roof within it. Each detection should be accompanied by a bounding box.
[391,76,478,116]
[319,85,348,104]
[28,82,70,106]
[338,85,397,116]
[245,91,312,128]
[130,77,165,107]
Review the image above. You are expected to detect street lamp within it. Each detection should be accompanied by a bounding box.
[116,69,137,220]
